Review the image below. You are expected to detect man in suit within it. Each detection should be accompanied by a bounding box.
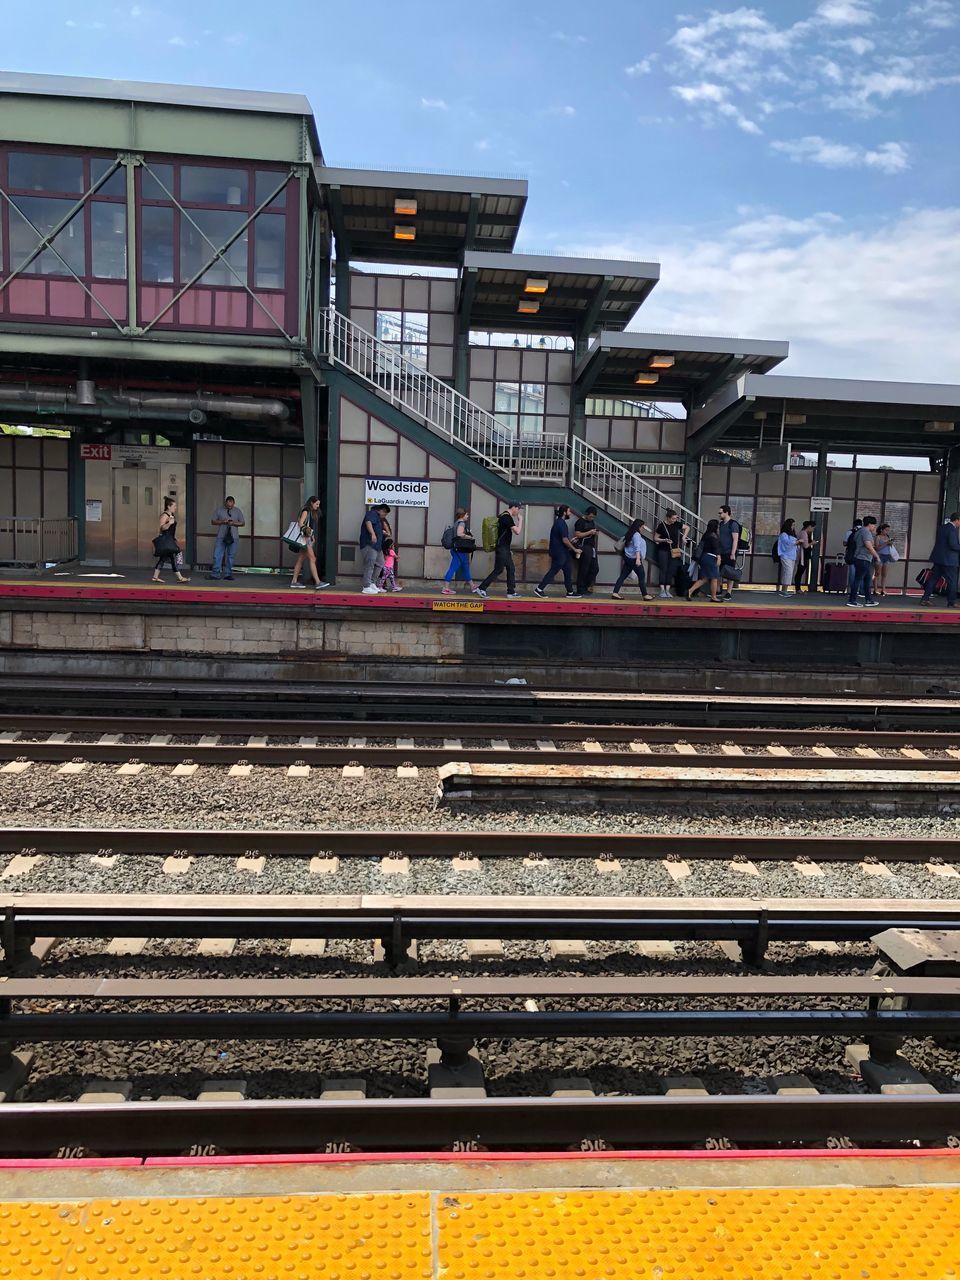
[921,512,960,607]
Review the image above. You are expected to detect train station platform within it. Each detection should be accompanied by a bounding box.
[1,1149,958,1278]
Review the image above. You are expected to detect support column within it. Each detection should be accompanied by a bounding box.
[681,452,701,515]
[454,332,469,395]
[810,445,829,591]
[943,446,960,520]
[300,373,320,500]
[335,256,351,316]
[323,375,341,585]
[120,153,141,335]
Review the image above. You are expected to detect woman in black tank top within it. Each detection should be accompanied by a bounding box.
[152,497,190,583]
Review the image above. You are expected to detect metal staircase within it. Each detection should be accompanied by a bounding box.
[324,307,703,544]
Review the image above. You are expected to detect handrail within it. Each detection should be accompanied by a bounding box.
[571,437,704,550]
[0,516,78,568]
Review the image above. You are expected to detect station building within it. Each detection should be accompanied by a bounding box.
[1,69,958,590]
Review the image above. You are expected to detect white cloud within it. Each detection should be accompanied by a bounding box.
[672,81,762,133]
[66,17,105,27]
[566,207,960,382]
[826,61,960,110]
[168,35,189,46]
[420,97,448,110]
[560,104,576,116]
[772,134,909,172]
[625,57,655,76]
[551,30,588,44]
[223,31,246,45]
[474,138,491,151]
[834,35,875,53]
[907,0,957,27]
[816,0,875,25]
[129,4,143,16]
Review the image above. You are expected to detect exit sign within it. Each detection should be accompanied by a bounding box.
[80,443,112,460]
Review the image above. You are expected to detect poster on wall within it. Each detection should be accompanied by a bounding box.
[364,476,430,508]
[85,500,103,522]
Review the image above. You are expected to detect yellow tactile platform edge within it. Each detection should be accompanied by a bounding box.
[2,1186,960,1279]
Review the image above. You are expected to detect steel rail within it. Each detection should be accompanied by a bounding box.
[4,713,960,748]
[2,1094,958,1156]
[1,827,957,861]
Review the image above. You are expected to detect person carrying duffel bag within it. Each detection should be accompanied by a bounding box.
[151,497,190,584]
[441,506,482,595]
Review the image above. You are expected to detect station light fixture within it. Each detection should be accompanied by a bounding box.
[524,277,549,294]
[648,354,675,369]
[394,197,418,216]
[517,298,541,314]
[393,224,416,241]
[924,421,955,433]
[784,413,807,426]
[633,371,659,386]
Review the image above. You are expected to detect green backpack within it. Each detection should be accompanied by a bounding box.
[481,515,500,553]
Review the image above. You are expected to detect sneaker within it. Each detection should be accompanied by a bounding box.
[865,600,879,607]
[361,585,380,595]
[470,586,482,594]
[393,584,404,591]
[720,591,733,601]
[441,586,456,595]
[314,582,330,590]
[658,588,669,599]
[920,598,933,606]
[611,591,623,600]
[289,582,306,589]
[224,575,234,581]
[207,573,221,579]
[506,592,520,598]
[846,601,863,608]
[475,588,488,598]
[534,587,545,598]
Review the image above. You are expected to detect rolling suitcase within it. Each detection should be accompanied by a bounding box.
[822,558,848,593]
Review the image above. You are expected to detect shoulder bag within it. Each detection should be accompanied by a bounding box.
[282,519,308,551]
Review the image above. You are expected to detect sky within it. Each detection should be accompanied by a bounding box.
[4,0,959,383]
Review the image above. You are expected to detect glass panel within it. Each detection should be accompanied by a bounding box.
[141,205,175,283]
[255,170,287,209]
[753,495,783,554]
[376,310,403,343]
[881,501,911,544]
[8,151,84,194]
[494,382,521,415]
[91,203,127,279]
[141,162,174,201]
[180,210,248,286]
[253,475,280,536]
[180,165,248,206]
[402,340,428,368]
[402,311,429,341]
[8,196,86,275]
[253,213,285,289]
[90,157,126,198]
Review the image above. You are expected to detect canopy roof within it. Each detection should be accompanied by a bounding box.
[459,251,659,336]
[319,167,527,266]
[687,373,960,458]
[575,330,789,406]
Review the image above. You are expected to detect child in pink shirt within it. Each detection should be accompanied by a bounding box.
[378,537,403,592]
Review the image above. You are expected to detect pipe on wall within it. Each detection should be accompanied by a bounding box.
[0,386,290,423]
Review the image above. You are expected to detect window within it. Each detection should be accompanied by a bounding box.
[180,165,248,206]
[253,213,285,289]
[255,170,287,210]
[585,397,654,419]
[376,310,429,366]
[8,151,84,194]
[141,162,175,201]
[753,496,783,554]
[180,210,248,286]
[90,157,126,198]
[494,381,545,438]
[141,205,175,283]
[881,501,911,544]
[8,195,86,275]
[91,203,126,279]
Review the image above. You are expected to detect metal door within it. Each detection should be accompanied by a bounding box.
[112,468,159,567]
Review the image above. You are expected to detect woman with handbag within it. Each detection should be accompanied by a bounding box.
[151,497,190,584]
[875,522,897,597]
[285,496,328,590]
[441,507,482,595]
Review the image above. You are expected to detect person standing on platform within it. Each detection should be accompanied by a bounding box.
[612,518,654,601]
[847,514,881,608]
[718,505,741,600]
[289,495,329,590]
[573,507,600,596]
[441,507,481,595]
[843,518,863,594]
[477,502,522,598]
[920,513,960,608]
[359,502,390,595]
[535,504,580,598]
[875,522,895,597]
[209,495,244,580]
[654,510,687,599]
[776,519,799,596]
[794,519,816,593]
[151,496,190,584]
[688,518,723,603]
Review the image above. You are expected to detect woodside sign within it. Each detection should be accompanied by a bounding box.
[364,476,430,507]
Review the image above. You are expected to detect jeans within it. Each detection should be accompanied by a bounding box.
[848,558,875,604]
[922,563,959,606]
[794,550,810,590]
[212,537,236,577]
[655,546,678,590]
[444,550,473,583]
[614,556,648,594]
[480,545,516,593]
[537,552,573,593]
[360,543,384,588]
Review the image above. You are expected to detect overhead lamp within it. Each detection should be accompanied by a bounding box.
[517,299,540,314]
[524,277,549,294]
[784,413,807,426]
[648,354,675,369]
[924,421,955,433]
[394,197,418,216]
[753,411,767,421]
[633,371,659,386]
[393,224,416,241]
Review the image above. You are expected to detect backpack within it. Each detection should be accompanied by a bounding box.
[481,515,500,553]
[441,525,455,550]
[771,540,780,564]
[735,523,750,551]
[844,532,858,565]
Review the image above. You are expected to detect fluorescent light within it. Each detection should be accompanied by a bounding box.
[393,225,416,241]
[648,354,675,369]
[517,299,540,314]
[394,197,418,215]
[924,421,955,433]
[633,371,659,386]
[784,414,807,426]
[524,277,549,294]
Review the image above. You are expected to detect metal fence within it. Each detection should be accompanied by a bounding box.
[0,517,79,568]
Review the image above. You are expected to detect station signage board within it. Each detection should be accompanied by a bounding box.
[80,443,112,460]
[365,476,430,508]
[810,497,833,512]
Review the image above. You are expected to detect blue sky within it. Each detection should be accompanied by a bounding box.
[4,0,959,380]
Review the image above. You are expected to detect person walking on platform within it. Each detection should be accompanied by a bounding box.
[920,513,960,608]
[847,514,881,608]
[442,507,481,595]
[209,495,244,580]
[688,519,722,603]
[573,507,600,596]
[535,505,580,597]
[718,505,742,600]
[794,519,816,593]
[477,502,522,598]
[151,496,190,584]
[776,519,799,596]
[289,495,329,591]
[612,518,654,601]
[358,501,390,595]
[654,510,687,598]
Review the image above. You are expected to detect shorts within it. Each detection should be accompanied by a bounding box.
[701,553,720,581]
